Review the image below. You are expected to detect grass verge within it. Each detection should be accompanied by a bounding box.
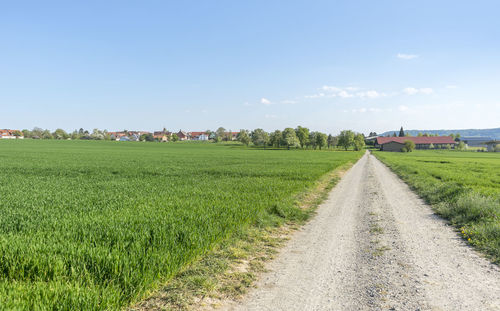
[130,162,355,310]
[373,151,500,264]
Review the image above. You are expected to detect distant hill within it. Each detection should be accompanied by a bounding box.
[380,128,500,139]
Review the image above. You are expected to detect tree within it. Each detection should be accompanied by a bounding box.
[22,129,32,138]
[456,141,466,150]
[392,132,397,137]
[429,143,434,149]
[417,132,423,137]
[403,140,416,152]
[295,126,310,149]
[251,129,269,147]
[224,129,233,142]
[269,130,282,148]
[41,129,53,139]
[338,130,355,150]
[316,133,328,150]
[31,127,44,139]
[282,128,298,150]
[215,127,226,142]
[399,126,405,137]
[71,130,79,140]
[12,130,22,138]
[205,130,213,140]
[171,133,179,142]
[308,132,317,149]
[237,129,251,146]
[353,133,365,151]
[327,134,337,149]
[53,128,68,140]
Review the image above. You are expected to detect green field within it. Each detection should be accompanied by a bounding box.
[374,150,500,263]
[0,140,362,310]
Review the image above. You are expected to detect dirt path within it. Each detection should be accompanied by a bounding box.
[223,152,500,311]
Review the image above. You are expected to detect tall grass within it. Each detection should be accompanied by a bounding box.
[0,140,362,310]
[374,150,500,263]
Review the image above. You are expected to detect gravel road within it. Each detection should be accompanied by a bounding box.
[224,152,500,311]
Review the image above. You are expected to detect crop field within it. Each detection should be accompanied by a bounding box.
[0,140,362,310]
[374,150,500,262]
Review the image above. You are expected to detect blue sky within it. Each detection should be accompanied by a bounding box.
[1,0,499,134]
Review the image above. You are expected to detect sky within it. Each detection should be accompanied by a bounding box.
[1,0,499,135]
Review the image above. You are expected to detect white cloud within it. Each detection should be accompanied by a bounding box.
[348,107,385,113]
[398,105,409,112]
[305,93,326,99]
[397,53,419,60]
[265,114,279,119]
[403,87,418,95]
[321,86,342,92]
[338,90,353,98]
[261,98,272,105]
[403,87,433,95]
[357,90,386,98]
[313,86,386,99]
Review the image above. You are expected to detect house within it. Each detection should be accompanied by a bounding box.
[460,136,493,148]
[485,140,500,152]
[0,129,24,139]
[190,131,210,141]
[376,136,457,152]
[109,131,128,141]
[129,134,140,141]
[153,131,171,142]
[119,136,130,142]
[224,132,239,141]
[177,130,189,140]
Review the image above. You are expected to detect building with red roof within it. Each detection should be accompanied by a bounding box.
[0,129,24,139]
[375,136,456,151]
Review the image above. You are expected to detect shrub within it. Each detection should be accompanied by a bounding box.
[456,141,466,151]
[403,140,415,152]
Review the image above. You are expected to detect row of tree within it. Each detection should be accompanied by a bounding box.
[236,127,365,151]
[21,128,116,140]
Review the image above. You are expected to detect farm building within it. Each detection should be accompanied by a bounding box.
[376,136,456,152]
[460,136,493,147]
[485,140,500,152]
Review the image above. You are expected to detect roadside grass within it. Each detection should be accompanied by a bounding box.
[0,140,362,310]
[131,161,356,310]
[373,150,500,263]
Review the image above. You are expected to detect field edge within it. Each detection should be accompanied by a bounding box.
[372,151,500,265]
[129,157,361,310]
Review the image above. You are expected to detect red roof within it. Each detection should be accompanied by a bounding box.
[0,129,23,136]
[376,136,456,145]
[190,131,208,136]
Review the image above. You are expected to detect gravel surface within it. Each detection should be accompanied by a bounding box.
[223,152,500,311]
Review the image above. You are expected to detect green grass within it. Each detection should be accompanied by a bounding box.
[374,150,500,263]
[0,140,362,310]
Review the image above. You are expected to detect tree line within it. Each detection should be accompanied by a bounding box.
[21,128,116,140]
[235,127,365,151]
